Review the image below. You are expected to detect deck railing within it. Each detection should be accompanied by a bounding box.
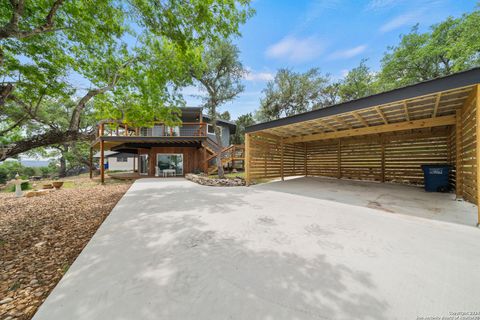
[96,121,207,138]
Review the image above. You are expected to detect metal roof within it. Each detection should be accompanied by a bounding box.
[246,67,480,133]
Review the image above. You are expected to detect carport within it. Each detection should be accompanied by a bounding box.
[245,68,480,225]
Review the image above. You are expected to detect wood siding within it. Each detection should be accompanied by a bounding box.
[249,127,452,186]
[138,146,205,176]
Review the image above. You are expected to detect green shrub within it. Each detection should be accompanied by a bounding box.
[6,181,31,192]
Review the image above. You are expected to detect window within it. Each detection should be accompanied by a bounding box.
[207,124,222,135]
[117,156,128,162]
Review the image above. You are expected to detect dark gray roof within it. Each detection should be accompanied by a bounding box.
[246,67,480,133]
[202,114,236,133]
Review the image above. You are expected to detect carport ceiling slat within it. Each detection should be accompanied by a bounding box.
[257,85,476,139]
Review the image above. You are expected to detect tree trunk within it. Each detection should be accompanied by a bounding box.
[59,154,67,177]
[0,129,94,161]
[213,122,225,178]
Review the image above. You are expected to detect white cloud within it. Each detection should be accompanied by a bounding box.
[244,68,274,81]
[328,45,367,60]
[265,36,325,63]
[379,10,424,33]
[366,0,403,11]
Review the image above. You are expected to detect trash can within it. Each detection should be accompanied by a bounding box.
[421,164,450,192]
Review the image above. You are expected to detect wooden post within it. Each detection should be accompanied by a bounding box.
[280,138,284,181]
[245,133,251,186]
[337,140,342,179]
[456,108,463,199]
[89,147,93,179]
[100,140,105,184]
[381,137,386,183]
[133,153,136,172]
[475,84,480,226]
[304,143,308,177]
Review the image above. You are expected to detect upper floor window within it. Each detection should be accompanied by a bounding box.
[117,156,128,162]
[207,124,222,135]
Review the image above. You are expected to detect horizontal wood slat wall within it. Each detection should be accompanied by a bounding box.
[249,127,453,187]
[249,135,305,180]
[458,92,477,204]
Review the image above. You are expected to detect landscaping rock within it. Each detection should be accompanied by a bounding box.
[185,174,246,187]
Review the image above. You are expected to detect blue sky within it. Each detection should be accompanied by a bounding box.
[183,0,477,120]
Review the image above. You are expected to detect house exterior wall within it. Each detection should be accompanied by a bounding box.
[138,146,204,176]
[107,156,137,171]
[207,124,231,147]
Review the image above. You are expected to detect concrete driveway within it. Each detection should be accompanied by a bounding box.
[34,177,480,320]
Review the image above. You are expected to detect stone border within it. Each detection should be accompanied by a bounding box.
[185,173,246,187]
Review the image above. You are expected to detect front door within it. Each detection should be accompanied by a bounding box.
[156,154,184,176]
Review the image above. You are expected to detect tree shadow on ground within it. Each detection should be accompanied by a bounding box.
[34,180,390,320]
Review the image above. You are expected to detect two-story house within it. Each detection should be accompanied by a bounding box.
[90,107,243,182]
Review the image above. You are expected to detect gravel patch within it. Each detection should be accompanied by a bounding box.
[0,180,131,320]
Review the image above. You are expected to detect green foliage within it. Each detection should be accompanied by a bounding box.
[379,9,480,89]
[257,68,332,121]
[0,161,55,183]
[338,59,377,101]
[1,0,254,158]
[6,181,31,192]
[231,113,255,144]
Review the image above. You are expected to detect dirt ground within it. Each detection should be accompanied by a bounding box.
[0,176,132,320]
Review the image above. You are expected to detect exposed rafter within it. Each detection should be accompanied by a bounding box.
[375,107,388,124]
[283,115,456,144]
[433,93,442,117]
[352,112,369,127]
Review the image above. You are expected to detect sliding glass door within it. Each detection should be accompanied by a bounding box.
[156,154,184,176]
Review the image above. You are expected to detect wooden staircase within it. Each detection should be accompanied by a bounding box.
[202,139,245,175]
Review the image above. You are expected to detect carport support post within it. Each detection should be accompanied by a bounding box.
[100,139,105,184]
[455,108,463,200]
[476,84,480,226]
[337,140,342,179]
[245,133,251,186]
[280,138,284,181]
[304,143,308,176]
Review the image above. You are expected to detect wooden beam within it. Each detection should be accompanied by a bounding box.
[337,140,341,179]
[456,108,463,199]
[433,93,442,117]
[252,131,282,141]
[280,139,284,181]
[403,101,410,121]
[352,112,369,127]
[375,107,388,124]
[304,143,308,176]
[475,84,480,226]
[100,139,105,184]
[245,133,251,186]
[284,115,456,144]
[381,137,385,183]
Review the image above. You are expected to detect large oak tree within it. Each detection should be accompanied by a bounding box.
[0,0,253,161]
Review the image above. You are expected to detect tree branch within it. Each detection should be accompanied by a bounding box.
[0,0,64,40]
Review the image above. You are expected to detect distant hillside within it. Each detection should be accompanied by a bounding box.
[20,160,52,167]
